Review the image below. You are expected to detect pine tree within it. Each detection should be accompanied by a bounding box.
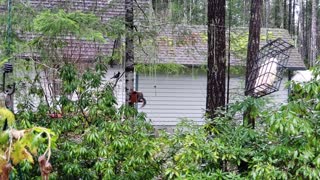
[310,0,317,66]
[125,0,135,106]
[244,0,263,128]
[206,0,226,119]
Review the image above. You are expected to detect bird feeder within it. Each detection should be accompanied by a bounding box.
[245,38,294,97]
[2,62,15,109]
[2,62,14,93]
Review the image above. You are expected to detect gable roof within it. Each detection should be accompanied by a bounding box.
[135,25,306,70]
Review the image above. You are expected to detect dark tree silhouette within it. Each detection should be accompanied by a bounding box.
[206,0,226,119]
[243,0,263,129]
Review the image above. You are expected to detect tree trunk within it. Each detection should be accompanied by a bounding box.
[240,3,263,174]
[125,0,135,106]
[206,0,226,119]
[283,0,288,29]
[310,0,317,66]
[292,0,296,35]
[244,0,263,128]
[273,0,282,28]
[264,0,271,29]
[183,0,188,23]
[305,0,309,62]
[288,0,292,33]
[298,0,304,59]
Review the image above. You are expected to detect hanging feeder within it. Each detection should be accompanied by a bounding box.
[245,38,294,97]
[2,62,14,93]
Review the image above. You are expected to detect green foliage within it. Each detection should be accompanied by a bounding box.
[16,63,162,179]
[0,107,16,129]
[230,32,275,60]
[136,63,246,76]
[0,2,36,59]
[15,60,320,179]
[33,10,105,42]
[152,0,206,25]
[5,1,320,178]
[135,63,188,75]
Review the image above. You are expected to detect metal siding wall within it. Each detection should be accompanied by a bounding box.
[138,73,289,126]
[263,76,289,105]
[138,74,206,126]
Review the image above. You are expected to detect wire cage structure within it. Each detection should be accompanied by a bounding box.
[245,38,294,98]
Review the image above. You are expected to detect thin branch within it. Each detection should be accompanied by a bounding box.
[134,0,149,22]
[112,71,125,89]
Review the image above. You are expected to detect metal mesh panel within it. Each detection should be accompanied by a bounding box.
[245,38,294,97]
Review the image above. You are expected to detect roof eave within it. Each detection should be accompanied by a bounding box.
[287,66,307,71]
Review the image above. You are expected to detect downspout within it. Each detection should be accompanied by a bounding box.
[135,73,139,109]
[287,69,292,102]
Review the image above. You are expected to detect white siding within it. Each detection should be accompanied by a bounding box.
[13,66,126,111]
[103,67,125,107]
[263,76,288,105]
[138,74,206,126]
[138,73,288,127]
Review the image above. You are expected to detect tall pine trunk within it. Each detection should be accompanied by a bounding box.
[274,0,282,28]
[310,0,317,66]
[283,0,288,29]
[298,0,304,59]
[125,0,135,106]
[244,0,263,128]
[292,0,296,35]
[239,0,263,172]
[206,0,226,119]
[288,0,292,33]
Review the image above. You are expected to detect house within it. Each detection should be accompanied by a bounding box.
[0,0,149,108]
[133,25,306,130]
[0,1,306,130]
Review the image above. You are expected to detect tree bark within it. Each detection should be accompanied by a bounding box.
[310,0,317,66]
[292,0,296,35]
[264,0,271,29]
[244,0,263,128]
[125,0,135,106]
[288,0,292,33]
[283,0,288,29]
[273,0,282,28]
[206,0,226,119]
[298,0,304,58]
[305,0,309,61]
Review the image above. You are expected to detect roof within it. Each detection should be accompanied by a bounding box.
[135,25,306,70]
[0,0,149,65]
[1,1,305,70]
[2,0,149,23]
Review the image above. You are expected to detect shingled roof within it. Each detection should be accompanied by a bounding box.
[0,0,149,65]
[1,1,305,70]
[135,25,306,70]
